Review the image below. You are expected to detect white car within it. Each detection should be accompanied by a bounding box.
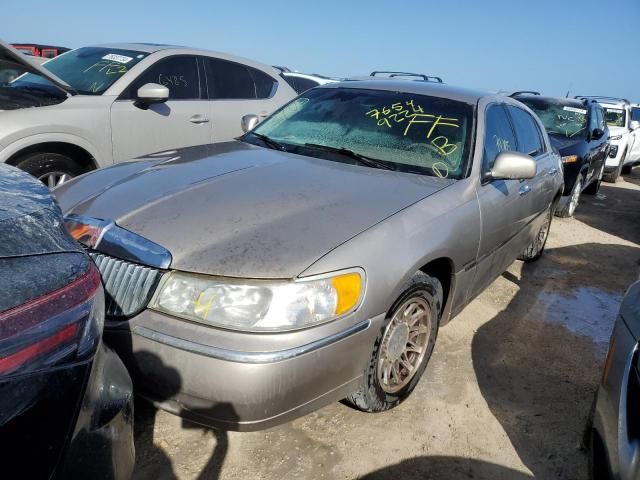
[0,40,297,186]
[577,96,640,181]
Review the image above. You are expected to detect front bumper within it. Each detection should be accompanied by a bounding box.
[592,317,640,480]
[105,309,385,431]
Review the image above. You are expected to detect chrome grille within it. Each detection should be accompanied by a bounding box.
[89,252,162,318]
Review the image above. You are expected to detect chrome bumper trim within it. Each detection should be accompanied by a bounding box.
[132,319,371,364]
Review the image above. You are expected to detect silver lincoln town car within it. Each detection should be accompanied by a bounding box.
[54,79,563,430]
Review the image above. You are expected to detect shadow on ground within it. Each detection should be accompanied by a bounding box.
[576,175,640,245]
[472,240,640,479]
[359,456,532,479]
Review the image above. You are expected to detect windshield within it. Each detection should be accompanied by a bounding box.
[11,47,149,95]
[248,87,473,179]
[519,99,588,138]
[604,108,626,127]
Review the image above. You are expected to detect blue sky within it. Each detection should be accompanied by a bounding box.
[4,0,639,101]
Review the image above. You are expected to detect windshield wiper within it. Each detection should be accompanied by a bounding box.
[248,132,286,151]
[303,143,396,171]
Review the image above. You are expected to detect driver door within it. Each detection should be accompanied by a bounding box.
[110,55,211,162]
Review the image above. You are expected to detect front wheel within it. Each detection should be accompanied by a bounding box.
[519,204,553,262]
[15,152,84,189]
[556,176,582,218]
[345,272,442,412]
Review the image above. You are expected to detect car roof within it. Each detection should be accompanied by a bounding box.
[322,79,490,104]
[514,94,588,109]
[89,42,184,53]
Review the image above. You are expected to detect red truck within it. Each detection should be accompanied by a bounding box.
[11,43,70,59]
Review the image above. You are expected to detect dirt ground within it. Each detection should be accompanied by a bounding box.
[132,169,640,480]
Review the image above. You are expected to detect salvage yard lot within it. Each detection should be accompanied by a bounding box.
[133,170,640,480]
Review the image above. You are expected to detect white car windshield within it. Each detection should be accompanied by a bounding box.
[12,47,148,95]
[248,87,473,180]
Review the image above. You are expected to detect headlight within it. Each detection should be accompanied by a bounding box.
[561,155,578,164]
[149,269,364,331]
[610,135,622,141]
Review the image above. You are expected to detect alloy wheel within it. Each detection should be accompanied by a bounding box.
[377,297,432,394]
[38,171,72,189]
[567,178,582,217]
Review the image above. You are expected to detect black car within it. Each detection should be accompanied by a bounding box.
[513,92,609,217]
[590,279,640,479]
[0,164,134,479]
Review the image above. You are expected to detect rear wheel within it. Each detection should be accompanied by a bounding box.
[556,176,582,218]
[584,164,604,195]
[345,272,442,412]
[14,152,84,188]
[519,204,553,262]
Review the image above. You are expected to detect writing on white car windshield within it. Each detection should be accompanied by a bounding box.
[11,47,148,95]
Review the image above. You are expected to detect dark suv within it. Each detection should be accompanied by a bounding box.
[513,92,609,217]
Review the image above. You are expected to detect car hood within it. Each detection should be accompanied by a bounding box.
[0,39,74,95]
[608,125,628,137]
[549,134,586,156]
[56,142,454,278]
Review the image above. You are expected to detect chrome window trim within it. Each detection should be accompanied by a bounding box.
[132,319,371,364]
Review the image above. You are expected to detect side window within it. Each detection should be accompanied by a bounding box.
[483,104,517,171]
[205,57,256,100]
[632,107,640,123]
[507,106,544,157]
[595,107,605,130]
[125,56,199,100]
[248,66,277,99]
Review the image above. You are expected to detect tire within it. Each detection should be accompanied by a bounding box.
[14,152,84,188]
[584,165,604,195]
[556,176,583,218]
[603,150,626,183]
[622,165,632,175]
[519,204,553,262]
[345,272,442,412]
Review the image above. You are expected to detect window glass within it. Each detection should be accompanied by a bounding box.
[605,108,626,127]
[206,58,256,99]
[250,88,473,179]
[483,104,517,171]
[14,47,149,95]
[631,108,640,123]
[507,106,543,156]
[517,97,587,138]
[595,108,605,130]
[248,67,276,98]
[286,76,318,94]
[126,56,199,100]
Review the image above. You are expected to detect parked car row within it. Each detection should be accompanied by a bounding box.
[1,38,638,479]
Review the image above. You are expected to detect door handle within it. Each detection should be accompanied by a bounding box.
[189,115,210,124]
[519,184,532,196]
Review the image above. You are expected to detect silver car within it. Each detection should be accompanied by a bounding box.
[55,80,563,430]
[0,40,296,186]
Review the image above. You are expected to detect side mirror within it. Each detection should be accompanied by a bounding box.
[241,114,260,133]
[591,128,605,140]
[487,151,537,181]
[630,120,640,131]
[135,83,169,110]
